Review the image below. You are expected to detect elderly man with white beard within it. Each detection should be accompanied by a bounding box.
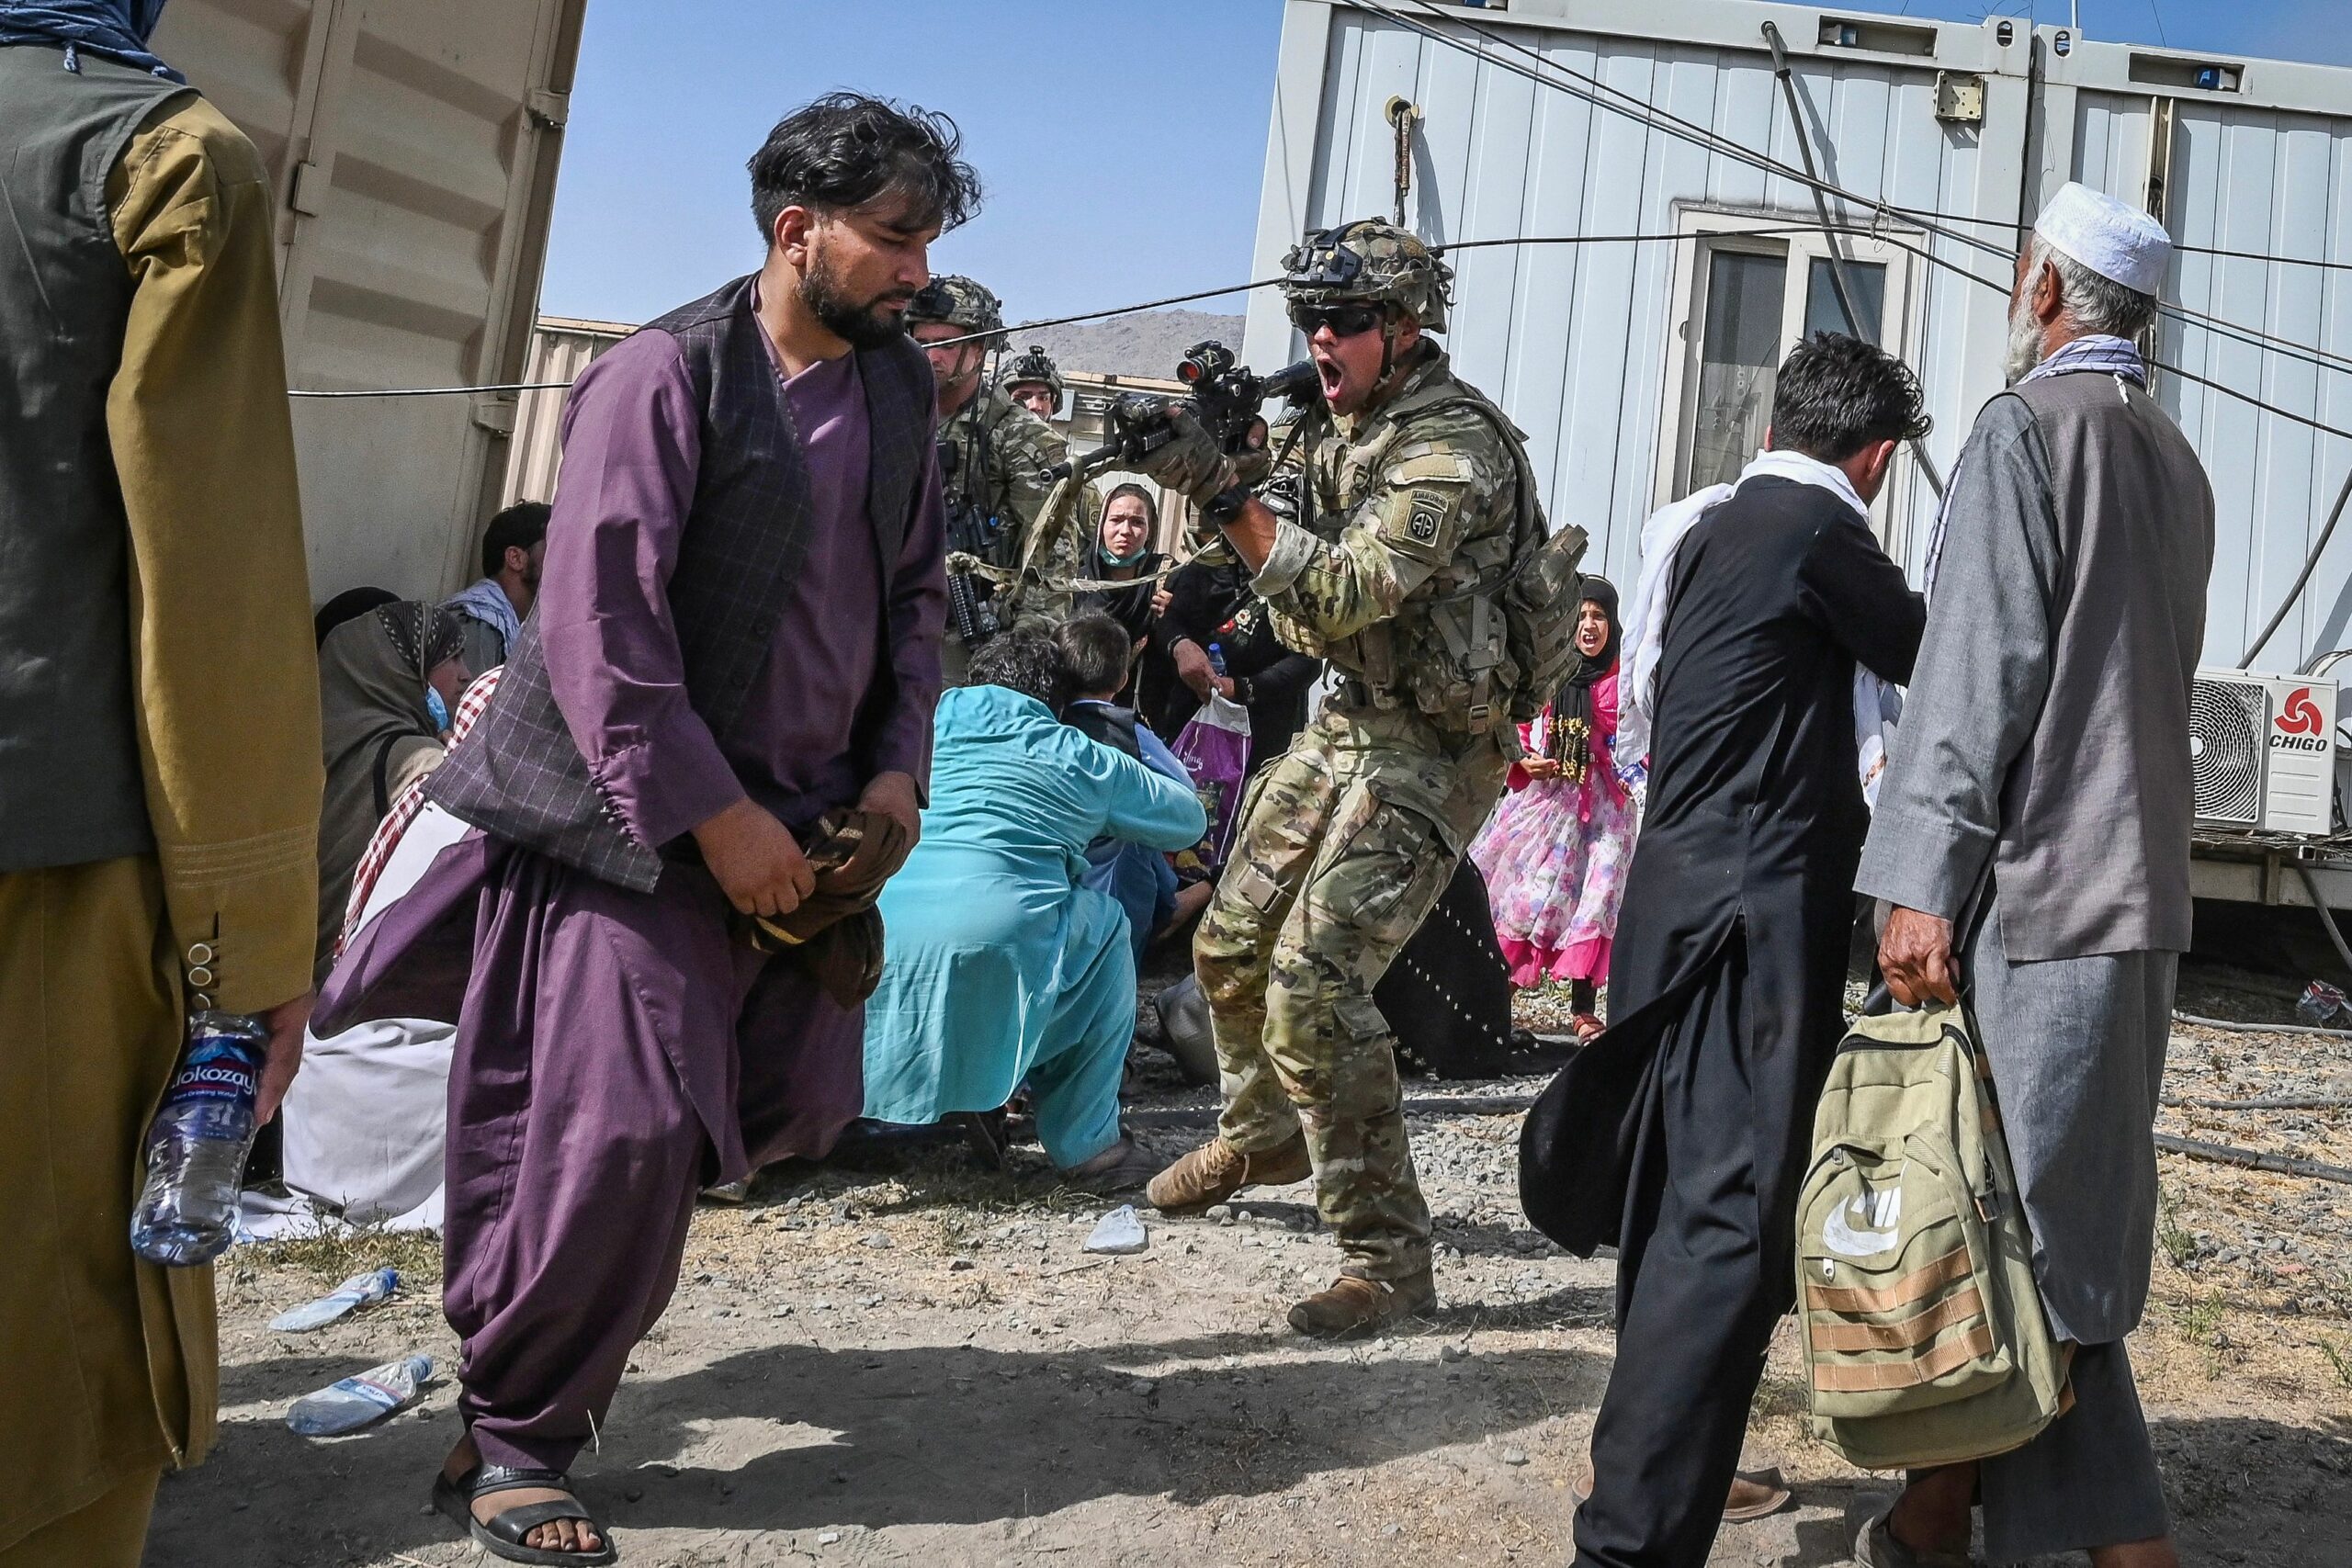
[1852,183,2216,1568]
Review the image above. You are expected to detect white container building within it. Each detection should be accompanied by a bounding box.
[1244,0,2352,905]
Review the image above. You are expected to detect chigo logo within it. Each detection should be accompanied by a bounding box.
[2273,687,2329,753]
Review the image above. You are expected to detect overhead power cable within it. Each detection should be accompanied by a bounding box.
[292,380,575,399]
[290,276,1289,395]
[1367,0,2352,378]
[907,276,1288,353]
[283,223,2352,445]
[1385,0,2352,275]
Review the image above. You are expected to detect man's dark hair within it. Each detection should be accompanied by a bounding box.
[967,631,1071,713]
[748,93,981,246]
[1056,613,1133,700]
[1769,333,1933,463]
[481,501,551,578]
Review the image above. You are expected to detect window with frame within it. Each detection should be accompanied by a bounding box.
[1662,216,1914,504]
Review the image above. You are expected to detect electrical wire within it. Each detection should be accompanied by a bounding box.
[1386,0,2352,275]
[2153,1132,2352,1186]
[1369,0,2352,379]
[291,380,576,399]
[279,222,2352,445]
[910,276,1289,352]
[2176,1008,2352,1039]
[2298,864,2352,985]
[2238,465,2352,668]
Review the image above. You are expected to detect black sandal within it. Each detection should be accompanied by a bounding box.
[432,1461,618,1565]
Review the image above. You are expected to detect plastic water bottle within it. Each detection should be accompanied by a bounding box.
[269,1268,399,1333]
[287,1355,434,1436]
[1206,640,1228,677]
[129,1010,267,1267]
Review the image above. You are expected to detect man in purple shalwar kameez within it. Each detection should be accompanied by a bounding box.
[316,96,980,1564]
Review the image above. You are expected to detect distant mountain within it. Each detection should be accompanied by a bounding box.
[1013,308,1250,383]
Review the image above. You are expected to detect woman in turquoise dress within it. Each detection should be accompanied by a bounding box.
[863,633,1206,1190]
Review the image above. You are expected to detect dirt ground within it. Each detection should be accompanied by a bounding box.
[153,964,2352,1568]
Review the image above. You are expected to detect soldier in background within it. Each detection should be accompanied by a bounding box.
[1136,220,1569,1337]
[905,277,1078,680]
[997,343,1065,421]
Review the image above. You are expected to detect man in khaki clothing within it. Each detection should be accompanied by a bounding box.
[0,5,321,1562]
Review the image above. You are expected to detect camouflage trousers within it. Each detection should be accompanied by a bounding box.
[1195,702,1511,1280]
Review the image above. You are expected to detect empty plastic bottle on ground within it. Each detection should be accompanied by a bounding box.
[129,1010,267,1266]
[287,1355,434,1436]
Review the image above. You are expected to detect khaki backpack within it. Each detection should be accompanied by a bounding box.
[1795,1003,2070,1471]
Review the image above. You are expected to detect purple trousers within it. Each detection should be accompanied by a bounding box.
[321,835,863,1473]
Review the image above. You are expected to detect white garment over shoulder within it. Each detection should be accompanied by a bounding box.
[1620,450,1900,797]
[279,802,475,1228]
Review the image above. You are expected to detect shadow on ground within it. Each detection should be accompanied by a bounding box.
[153,1345,2352,1567]
[156,1330,1610,1564]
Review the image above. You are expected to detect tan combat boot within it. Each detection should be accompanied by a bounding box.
[1287,1268,1438,1338]
[1144,1134,1311,1214]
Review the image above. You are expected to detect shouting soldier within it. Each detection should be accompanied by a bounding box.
[905,276,1077,679]
[1136,219,1576,1337]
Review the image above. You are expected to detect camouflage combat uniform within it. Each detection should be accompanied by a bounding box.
[1195,341,1531,1282]
[939,382,1080,606]
[909,276,1085,679]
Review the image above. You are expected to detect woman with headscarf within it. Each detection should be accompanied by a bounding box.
[1468,576,1634,1042]
[1075,481,1170,708]
[313,600,469,980]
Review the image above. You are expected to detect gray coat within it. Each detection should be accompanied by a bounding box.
[1858,366,2214,1343]
[1859,370,2213,958]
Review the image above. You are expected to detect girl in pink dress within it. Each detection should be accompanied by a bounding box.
[1469,577,1634,1042]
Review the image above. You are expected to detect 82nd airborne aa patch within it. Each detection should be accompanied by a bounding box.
[1407,492,1445,544]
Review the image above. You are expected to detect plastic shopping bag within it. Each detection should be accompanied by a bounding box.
[1170,694,1251,871]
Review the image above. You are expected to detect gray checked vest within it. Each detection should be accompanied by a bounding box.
[427,276,935,891]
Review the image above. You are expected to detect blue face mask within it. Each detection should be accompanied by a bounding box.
[425,687,450,732]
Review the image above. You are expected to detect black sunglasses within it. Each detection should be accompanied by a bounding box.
[1288,302,1385,339]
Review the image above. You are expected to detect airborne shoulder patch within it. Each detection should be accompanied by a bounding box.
[1407,492,1447,544]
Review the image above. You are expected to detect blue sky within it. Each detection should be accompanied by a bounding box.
[538,0,2350,330]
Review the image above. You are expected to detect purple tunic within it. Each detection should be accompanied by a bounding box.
[316,308,945,1474]
[539,324,943,846]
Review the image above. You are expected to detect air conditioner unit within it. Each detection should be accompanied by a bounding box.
[2190,671,2336,835]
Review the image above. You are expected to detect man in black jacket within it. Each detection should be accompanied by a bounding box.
[1539,335,1929,1568]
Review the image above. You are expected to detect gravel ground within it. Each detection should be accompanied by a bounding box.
[147,964,2352,1567]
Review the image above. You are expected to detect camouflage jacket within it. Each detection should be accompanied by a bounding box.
[1254,345,1532,736]
[939,383,1083,621]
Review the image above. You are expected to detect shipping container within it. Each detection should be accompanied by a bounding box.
[152,0,589,604]
[1250,0,2352,904]
[501,315,631,509]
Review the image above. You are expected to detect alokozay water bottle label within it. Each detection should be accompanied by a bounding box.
[168,1034,260,1106]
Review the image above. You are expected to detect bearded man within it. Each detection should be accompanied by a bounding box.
[315,94,965,1563]
[1854,181,2213,1568]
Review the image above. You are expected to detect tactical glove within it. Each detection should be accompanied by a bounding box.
[1134,406,1240,506]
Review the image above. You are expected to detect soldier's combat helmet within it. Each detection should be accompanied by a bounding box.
[997,344,1063,402]
[1279,218,1453,333]
[905,274,1005,343]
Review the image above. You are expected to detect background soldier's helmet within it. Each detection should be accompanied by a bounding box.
[1279,218,1453,333]
[905,274,1005,343]
[997,344,1064,403]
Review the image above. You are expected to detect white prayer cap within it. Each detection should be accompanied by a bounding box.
[2032,182,2172,296]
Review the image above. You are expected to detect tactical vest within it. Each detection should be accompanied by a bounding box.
[0,47,191,873]
[426,276,935,892]
[1293,365,1568,735]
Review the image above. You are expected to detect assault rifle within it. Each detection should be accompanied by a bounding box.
[936,436,1001,647]
[1046,340,1317,482]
